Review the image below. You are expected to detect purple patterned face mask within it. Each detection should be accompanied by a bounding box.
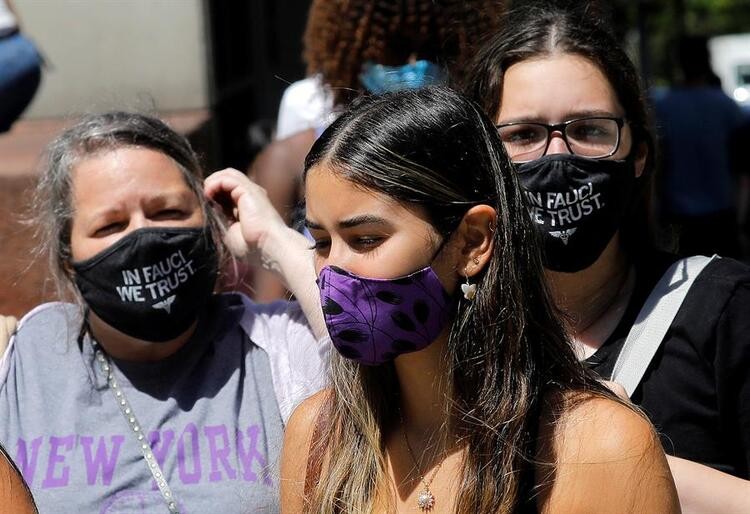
[318,265,456,366]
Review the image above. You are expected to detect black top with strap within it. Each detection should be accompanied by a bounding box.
[585,252,750,477]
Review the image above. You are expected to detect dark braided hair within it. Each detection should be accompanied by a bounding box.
[303,0,506,107]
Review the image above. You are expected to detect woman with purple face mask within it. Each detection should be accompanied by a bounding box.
[279,87,679,513]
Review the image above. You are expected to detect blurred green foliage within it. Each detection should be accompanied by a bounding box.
[611,0,750,85]
[504,0,749,84]
[683,0,750,34]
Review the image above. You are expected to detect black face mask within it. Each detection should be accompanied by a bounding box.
[72,227,218,342]
[515,154,636,273]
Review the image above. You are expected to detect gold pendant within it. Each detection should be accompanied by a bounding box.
[417,488,435,511]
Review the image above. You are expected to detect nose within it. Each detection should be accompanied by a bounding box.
[545,131,571,155]
[323,239,357,273]
[126,212,150,233]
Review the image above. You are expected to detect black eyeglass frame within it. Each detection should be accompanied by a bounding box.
[495,116,627,163]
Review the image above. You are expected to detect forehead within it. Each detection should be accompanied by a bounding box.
[497,53,624,123]
[71,147,193,209]
[305,165,431,226]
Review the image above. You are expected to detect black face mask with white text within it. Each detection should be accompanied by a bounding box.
[72,227,218,342]
[516,154,636,273]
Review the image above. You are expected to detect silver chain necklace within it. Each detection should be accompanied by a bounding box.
[93,342,180,513]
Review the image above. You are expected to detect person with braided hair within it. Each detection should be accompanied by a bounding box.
[249,0,505,301]
[299,0,501,113]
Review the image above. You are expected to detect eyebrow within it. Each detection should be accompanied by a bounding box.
[305,214,389,230]
[499,109,621,125]
[86,191,195,223]
[145,190,196,207]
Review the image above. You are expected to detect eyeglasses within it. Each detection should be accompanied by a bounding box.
[495,117,625,163]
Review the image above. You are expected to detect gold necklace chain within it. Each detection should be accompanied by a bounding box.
[399,411,445,512]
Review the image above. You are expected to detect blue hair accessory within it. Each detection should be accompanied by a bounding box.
[359,60,446,94]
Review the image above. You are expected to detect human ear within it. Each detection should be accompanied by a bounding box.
[634,141,648,178]
[453,204,496,277]
[61,246,78,280]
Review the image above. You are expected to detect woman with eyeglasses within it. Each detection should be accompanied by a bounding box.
[464,4,750,512]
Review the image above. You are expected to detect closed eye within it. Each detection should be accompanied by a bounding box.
[152,209,188,221]
[350,236,384,252]
[93,222,126,237]
[309,239,331,252]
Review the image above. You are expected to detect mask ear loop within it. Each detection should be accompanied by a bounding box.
[77,308,91,351]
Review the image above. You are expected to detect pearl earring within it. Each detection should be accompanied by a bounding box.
[460,270,477,301]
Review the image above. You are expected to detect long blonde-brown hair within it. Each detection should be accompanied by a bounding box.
[302,87,611,513]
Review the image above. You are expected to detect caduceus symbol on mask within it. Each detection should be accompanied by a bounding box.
[152,295,177,314]
[549,228,577,245]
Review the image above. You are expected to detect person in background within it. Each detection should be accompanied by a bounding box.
[0,112,327,513]
[653,35,745,257]
[249,0,505,301]
[463,4,750,512]
[280,87,679,514]
[0,0,42,133]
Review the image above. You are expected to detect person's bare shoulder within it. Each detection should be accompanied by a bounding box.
[280,389,330,514]
[285,388,329,446]
[536,392,680,514]
[0,447,37,513]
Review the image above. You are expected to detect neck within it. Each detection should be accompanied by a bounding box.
[393,330,453,446]
[546,233,634,356]
[87,311,196,362]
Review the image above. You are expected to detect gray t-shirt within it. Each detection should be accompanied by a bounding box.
[0,293,326,513]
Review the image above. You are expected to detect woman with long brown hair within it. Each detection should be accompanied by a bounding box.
[463,4,750,512]
[279,87,679,513]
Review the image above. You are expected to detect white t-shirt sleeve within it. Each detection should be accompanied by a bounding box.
[275,76,334,141]
[0,302,76,390]
[0,0,18,32]
[238,296,329,424]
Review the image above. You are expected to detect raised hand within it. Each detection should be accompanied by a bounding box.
[204,169,325,338]
[204,168,289,264]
